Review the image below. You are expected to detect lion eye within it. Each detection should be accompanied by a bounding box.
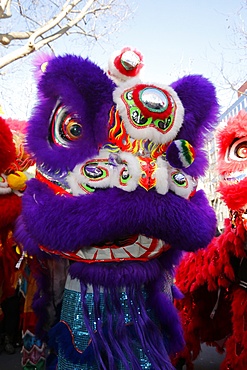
[50,104,82,147]
[228,137,247,161]
[235,143,247,159]
[172,172,188,187]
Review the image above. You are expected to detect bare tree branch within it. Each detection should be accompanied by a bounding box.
[221,69,247,98]
[0,31,32,45]
[0,0,133,69]
[0,0,12,18]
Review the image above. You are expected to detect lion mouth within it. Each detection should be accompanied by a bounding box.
[40,235,169,263]
[224,170,247,184]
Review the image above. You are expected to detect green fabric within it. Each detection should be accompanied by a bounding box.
[23,359,45,370]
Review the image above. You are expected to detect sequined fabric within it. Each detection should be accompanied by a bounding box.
[58,285,153,369]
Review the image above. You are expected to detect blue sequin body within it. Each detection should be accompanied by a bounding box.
[58,287,153,370]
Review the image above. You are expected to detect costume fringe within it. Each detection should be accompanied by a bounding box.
[173,219,247,369]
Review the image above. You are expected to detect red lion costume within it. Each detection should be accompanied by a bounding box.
[0,116,33,354]
[0,116,27,301]
[174,109,247,369]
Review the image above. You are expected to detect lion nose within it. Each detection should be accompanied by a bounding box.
[138,157,157,191]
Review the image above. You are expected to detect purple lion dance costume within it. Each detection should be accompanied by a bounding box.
[15,47,219,369]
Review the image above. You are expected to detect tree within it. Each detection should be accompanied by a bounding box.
[0,0,12,18]
[218,0,247,100]
[0,0,134,70]
[0,0,135,118]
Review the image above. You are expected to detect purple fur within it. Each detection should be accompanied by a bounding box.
[68,251,184,367]
[171,75,219,147]
[69,255,182,368]
[79,275,175,369]
[146,276,185,354]
[14,215,45,258]
[80,283,110,369]
[170,75,219,177]
[102,287,141,369]
[16,54,220,369]
[125,285,174,369]
[183,149,208,177]
[32,266,51,340]
[19,179,216,254]
[50,269,176,370]
[70,259,162,287]
[27,55,115,173]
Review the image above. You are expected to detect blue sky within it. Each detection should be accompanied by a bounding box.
[1,0,246,119]
[76,0,246,114]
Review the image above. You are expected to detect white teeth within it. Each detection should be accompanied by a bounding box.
[225,170,247,182]
[70,235,165,262]
[122,243,146,257]
[93,248,112,260]
[75,246,99,260]
[40,235,167,262]
[113,248,131,259]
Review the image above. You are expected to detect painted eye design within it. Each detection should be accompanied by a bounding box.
[228,137,247,161]
[124,87,175,131]
[168,168,197,199]
[115,82,184,145]
[50,104,82,147]
[130,107,150,126]
[82,162,109,181]
[154,117,173,132]
[119,164,130,185]
[237,145,247,158]
[171,171,188,187]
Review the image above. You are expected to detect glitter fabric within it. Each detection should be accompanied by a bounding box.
[58,285,153,369]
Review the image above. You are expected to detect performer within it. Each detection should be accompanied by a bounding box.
[174,110,247,370]
[15,48,219,369]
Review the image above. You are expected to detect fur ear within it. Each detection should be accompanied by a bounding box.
[171,75,219,148]
[32,52,55,83]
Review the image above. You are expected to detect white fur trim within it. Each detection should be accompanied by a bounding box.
[67,150,142,195]
[112,151,141,192]
[113,80,184,144]
[155,156,169,195]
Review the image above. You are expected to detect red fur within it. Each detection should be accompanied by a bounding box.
[0,193,22,229]
[217,110,247,176]
[219,178,247,210]
[0,117,27,302]
[222,288,247,369]
[174,110,247,369]
[113,47,143,77]
[0,116,16,172]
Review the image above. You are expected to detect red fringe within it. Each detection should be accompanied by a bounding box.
[173,220,247,369]
[222,288,247,369]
